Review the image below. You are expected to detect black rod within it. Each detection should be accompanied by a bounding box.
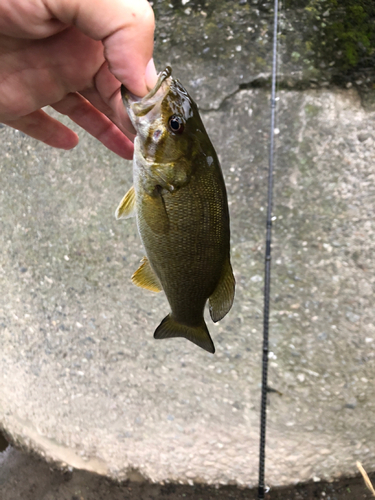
[257,0,279,498]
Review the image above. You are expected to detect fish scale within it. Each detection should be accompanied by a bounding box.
[138,174,224,321]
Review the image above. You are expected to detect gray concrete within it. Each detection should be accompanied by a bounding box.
[1,0,375,491]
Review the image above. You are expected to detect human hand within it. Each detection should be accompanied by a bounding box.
[0,0,158,159]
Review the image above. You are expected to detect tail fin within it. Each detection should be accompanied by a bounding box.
[154,315,215,353]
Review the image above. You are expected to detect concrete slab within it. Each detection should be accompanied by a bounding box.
[1,84,375,486]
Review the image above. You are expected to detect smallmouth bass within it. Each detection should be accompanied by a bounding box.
[116,67,235,353]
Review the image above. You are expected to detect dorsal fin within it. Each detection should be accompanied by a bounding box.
[209,258,235,323]
[115,186,136,219]
[131,257,162,293]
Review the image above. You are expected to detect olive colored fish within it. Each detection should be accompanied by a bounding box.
[116,67,235,353]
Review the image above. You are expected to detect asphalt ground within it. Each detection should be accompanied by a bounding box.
[0,438,374,500]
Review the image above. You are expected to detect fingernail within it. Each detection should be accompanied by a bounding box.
[145,58,158,91]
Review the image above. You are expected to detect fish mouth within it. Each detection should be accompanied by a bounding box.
[121,66,172,118]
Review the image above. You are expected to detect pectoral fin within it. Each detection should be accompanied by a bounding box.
[131,256,162,292]
[154,315,215,353]
[115,186,136,219]
[141,190,170,235]
[209,259,235,323]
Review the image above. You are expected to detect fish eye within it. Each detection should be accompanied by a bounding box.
[168,115,184,134]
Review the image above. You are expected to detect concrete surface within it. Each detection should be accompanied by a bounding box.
[1,0,375,491]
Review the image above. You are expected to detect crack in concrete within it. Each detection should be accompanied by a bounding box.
[199,72,375,113]
[198,73,299,113]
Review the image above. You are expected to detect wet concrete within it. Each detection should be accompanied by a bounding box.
[1,0,375,492]
[151,0,375,109]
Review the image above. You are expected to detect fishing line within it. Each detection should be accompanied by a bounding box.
[257,0,279,498]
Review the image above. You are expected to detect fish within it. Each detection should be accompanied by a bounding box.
[116,66,235,354]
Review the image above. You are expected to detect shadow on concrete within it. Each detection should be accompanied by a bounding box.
[0,446,374,500]
[0,430,8,452]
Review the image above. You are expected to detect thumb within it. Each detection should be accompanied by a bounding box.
[44,0,157,96]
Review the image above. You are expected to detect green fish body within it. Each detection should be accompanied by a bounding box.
[116,67,235,353]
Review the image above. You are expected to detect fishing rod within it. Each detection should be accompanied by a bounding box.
[257,0,279,498]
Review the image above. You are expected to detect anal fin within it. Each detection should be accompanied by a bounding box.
[131,256,162,292]
[115,186,136,219]
[154,315,215,353]
[209,258,235,323]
